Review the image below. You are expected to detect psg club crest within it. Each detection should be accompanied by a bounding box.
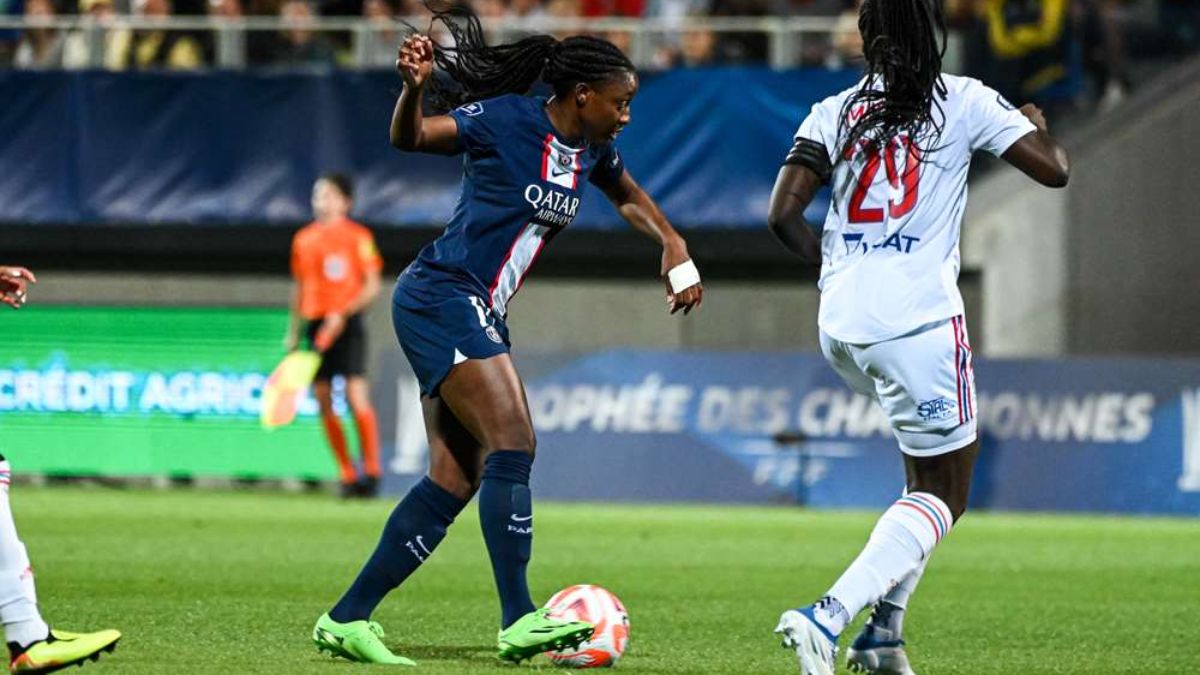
[541,135,580,189]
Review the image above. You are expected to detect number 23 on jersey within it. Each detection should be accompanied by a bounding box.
[844,135,921,224]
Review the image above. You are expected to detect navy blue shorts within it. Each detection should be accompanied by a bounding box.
[392,284,511,397]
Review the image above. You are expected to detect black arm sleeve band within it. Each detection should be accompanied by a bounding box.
[783,137,832,185]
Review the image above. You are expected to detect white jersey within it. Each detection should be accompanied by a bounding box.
[795,74,1036,344]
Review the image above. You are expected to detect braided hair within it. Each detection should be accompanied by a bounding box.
[416,2,634,113]
[838,0,948,160]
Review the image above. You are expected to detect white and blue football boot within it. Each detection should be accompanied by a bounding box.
[775,605,838,675]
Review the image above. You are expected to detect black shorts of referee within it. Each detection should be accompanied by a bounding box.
[305,313,367,381]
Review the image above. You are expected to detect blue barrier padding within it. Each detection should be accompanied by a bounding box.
[0,67,859,228]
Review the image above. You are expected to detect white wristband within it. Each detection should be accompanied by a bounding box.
[667,259,701,294]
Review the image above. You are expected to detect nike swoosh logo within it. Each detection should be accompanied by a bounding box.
[510,514,533,522]
[549,167,572,178]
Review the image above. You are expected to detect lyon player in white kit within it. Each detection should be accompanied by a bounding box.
[766,0,1070,673]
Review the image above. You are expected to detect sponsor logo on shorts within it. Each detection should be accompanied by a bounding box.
[485,326,503,344]
[917,397,957,422]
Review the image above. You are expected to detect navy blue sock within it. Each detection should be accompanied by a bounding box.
[479,450,537,628]
[330,477,467,622]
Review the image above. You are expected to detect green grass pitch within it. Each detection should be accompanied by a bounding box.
[15,487,1200,674]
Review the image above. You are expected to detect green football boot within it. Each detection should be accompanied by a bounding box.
[9,627,121,674]
[312,613,416,666]
[497,608,594,663]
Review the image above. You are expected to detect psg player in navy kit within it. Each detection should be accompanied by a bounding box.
[312,4,703,666]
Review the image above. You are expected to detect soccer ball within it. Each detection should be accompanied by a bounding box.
[543,585,630,668]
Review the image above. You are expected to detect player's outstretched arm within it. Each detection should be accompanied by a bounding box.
[0,265,36,309]
[600,170,703,315]
[767,164,823,265]
[390,35,459,155]
[1001,104,1070,188]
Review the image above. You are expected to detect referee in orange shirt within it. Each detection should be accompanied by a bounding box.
[286,174,384,498]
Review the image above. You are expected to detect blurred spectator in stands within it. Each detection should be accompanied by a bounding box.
[546,0,582,18]
[678,26,717,65]
[581,0,641,17]
[709,0,768,63]
[770,0,843,66]
[545,0,582,38]
[499,0,547,42]
[14,0,64,68]
[771,0,840,13]
[967,0,1076,112]
[1078,0,1129,111]
[829,0,863,66]
[361,0,398,67]
[61,0,119,68]
[0,0,25,66]
[507,0,546,19]
[209,0,243,20]
[108,0,205,69]
[1159,0,1200,56]
[173,0,208,18]
[206,0,244,67]
[943,0,977,28]
[267,0,336,66]
[603,28,632,54]
[643,0,707,69]
[653,25,719,68]
[474,0,504,18]
[245,0,278,17]
[643,0,707,24]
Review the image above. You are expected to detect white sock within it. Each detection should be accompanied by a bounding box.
[0,462,49,648]
[816,492,952,637]
[869,557,928,636]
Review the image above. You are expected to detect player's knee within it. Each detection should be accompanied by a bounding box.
[503,433,537,456]
[907,481,969,522]
[940,485,971,522]
[486,429,536,456]
[428,469,476,501]
[348,395,373,414]
[346,379,372,410]
[476,412,536,454]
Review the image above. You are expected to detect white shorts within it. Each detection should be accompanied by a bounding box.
[819,316,977,457]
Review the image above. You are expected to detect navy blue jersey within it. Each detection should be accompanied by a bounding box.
[397,94,625,317]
